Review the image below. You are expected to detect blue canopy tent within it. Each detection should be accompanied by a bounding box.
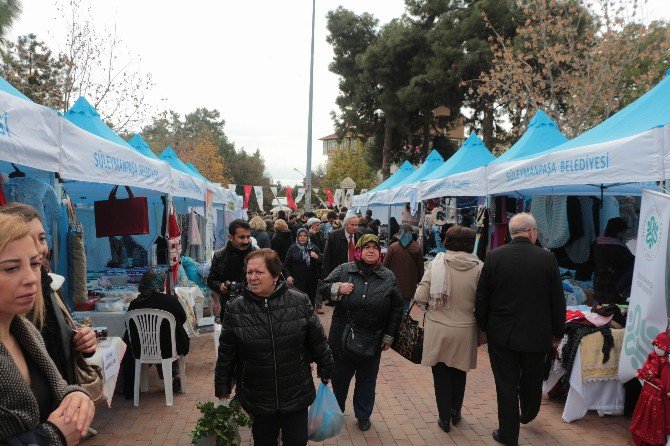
[0,76,61,178]
[353,160,415,206]
[128,133,160,160]
[418,134,495,206]
[385,150,445,204]
[66,97,135,150]
[488,70,670,196]
[493,110,568,164]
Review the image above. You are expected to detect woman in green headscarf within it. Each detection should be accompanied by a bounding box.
[320,234,403,432]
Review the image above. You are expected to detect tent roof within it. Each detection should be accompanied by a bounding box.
[65,97,133,149]
[0,77,31,102]
[493,110,568,163]
[540,68,670,156]
[186,162,208,180]
[368,161,416,192]
[159,146,193,175]
[394,150,445,186]
[424,134,495,181]
[127,134,159,160]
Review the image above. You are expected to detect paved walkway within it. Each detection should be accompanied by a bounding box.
[83,306,633,446]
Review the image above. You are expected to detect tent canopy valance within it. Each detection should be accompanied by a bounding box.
[488,70,670,196]
[385,150,445,204]
[353,160,415,206]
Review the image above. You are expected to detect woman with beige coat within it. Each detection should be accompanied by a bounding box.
[414,225,484,433]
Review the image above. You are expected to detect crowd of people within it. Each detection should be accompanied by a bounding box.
[204,209,568,446]
[4,200,642,446]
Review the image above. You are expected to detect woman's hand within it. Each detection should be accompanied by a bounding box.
[53,391,95,437]
[47,411,82,445]
[338,282,354,295]
[73,328,97,354]
[310,251,318,260]
[287,276,294,285]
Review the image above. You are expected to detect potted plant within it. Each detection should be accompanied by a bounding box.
[190,399,252,446]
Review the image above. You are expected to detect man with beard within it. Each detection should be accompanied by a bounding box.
[207,219,255,317]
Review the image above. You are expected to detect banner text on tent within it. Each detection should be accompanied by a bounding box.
[505,153,610,182]
[93,150,159,180]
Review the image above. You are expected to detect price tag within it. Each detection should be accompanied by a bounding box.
[102,345,120,383]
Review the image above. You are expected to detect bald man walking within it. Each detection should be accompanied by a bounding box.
[475,213,565,446]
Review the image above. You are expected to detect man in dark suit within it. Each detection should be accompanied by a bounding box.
[475,213,565,446]
[322,215,362,277]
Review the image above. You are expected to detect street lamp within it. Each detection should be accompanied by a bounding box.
[305,0,316,211]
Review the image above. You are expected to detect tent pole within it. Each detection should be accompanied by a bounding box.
[166,193,174,292]
[486,194,493,251]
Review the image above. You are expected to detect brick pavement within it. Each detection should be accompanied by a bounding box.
[83,306,634,446]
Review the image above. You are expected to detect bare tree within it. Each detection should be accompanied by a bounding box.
[56,0,153,132]
[478,0,670,139]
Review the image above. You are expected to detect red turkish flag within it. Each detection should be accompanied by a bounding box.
[285,187,298,211]
[326,189,334,207]
[243,185,252,209]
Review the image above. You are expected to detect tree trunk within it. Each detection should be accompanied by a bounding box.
[422,118,431,153]
[381,117,394,179]
[482,99,494,151]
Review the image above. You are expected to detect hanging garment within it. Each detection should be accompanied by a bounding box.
[188,209,202,246]
[531,195,570,249]
[2,177,61,248]
[565,197,596,264]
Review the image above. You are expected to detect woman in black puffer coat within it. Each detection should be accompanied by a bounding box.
[215,249,333,446]
[320,234,403,432]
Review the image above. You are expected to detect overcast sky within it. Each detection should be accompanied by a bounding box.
[9,0,670,186]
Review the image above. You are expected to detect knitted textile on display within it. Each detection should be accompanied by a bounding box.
[2,177,61,248]
[531,195,570,249]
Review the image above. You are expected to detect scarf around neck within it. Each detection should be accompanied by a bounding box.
[296,229,314,266]
[429,252,452,310]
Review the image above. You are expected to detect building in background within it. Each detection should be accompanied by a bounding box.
[319,131,366,160]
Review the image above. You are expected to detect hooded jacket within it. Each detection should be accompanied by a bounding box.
[214,282,333,415]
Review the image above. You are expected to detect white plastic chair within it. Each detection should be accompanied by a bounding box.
[125,309,187,406]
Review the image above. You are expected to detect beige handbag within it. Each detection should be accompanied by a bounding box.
[51,290,106,405]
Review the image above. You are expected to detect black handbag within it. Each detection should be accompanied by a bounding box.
[341,321,379,360]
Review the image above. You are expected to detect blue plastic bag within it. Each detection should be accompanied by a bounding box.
[308,383,344,441]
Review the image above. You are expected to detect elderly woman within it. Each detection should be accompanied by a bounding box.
[250,215,271,249]
[0,204,98,385]
[320,234,403,432]
[215,249,333,446]
[271,219,293,265]
[0,213,95,445]
[285,228,323,307]
[414,226,484,432]
[123,269,189,395]
[593,217,635,304]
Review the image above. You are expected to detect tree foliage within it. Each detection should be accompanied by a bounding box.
[323,144,378,192]
[0,0,21,47]
[141,108,272,189]
[55,0,154,132]
[1,34,67,109]
[478,0,670,139]
[179,135,228,185]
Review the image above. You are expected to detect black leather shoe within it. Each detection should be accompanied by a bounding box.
[492,429,505,444]
[519,412,535,424]
[437,418,450,433]
[357,419,371,431]
[450,409,462,425]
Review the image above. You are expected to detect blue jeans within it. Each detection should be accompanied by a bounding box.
[330,354,382,421]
